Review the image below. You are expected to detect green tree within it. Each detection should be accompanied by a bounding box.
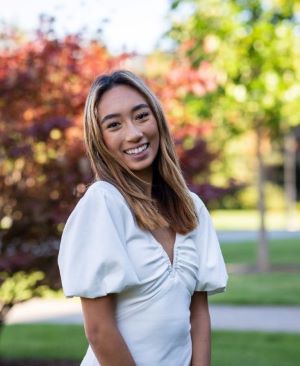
[168,0,300,270]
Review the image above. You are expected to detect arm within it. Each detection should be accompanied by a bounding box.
[190,291,211,366]
[81,295,136,366]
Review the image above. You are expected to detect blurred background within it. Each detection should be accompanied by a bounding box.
[0,0,300,365]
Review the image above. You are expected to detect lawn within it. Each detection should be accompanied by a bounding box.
[209,272,300,305]
[212,330,300,366]
[220,238,300,265]
[209,238,300,305]
[211,209,300,231]
[0,324,87,361]
[0,324,299,366]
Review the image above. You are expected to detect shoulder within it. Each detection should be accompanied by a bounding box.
[64,181,132,234]
[61,181,132,246]
[75,181,129,214]
[83,180,127,204]
[58,181,140,298]
[188,190,214,228]
[188,190,205,212]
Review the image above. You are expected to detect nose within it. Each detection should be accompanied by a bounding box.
[125,120,143,142]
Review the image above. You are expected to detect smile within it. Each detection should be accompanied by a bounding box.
[124,143,149,155]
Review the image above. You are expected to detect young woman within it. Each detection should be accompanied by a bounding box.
[58,70,228,366]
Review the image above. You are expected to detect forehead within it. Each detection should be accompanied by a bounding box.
[98,85,148,116]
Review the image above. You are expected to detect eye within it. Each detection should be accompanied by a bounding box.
[135,111,150,120]
[107,121,120,129]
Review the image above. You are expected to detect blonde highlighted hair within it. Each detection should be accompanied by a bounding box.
[83,70,198,234]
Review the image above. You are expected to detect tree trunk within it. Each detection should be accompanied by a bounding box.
[255,124,270,272]
[0,303,13,340]
[284,132,298,231]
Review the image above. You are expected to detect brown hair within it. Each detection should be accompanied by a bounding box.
[83,70,198,234]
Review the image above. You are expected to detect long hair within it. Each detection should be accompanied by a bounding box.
[83,70,198,234]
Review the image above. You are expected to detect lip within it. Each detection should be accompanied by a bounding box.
[123,143,149,154]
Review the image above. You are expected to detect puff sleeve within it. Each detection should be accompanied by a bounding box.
[191,193,228,295]
[58,184,139,298]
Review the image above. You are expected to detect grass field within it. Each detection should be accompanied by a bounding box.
[0,324,87,360]
[209,272,300,305]
[1,324,299,366]
[220,238,300,265]
[209,238,300,305]
[212,330,300,366]
[211,209,300,231]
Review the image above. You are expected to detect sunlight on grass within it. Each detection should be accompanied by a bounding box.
[221,239,300,265]
[211,209,300,231]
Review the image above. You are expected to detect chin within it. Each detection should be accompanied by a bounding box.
[129,164,152,172]
[124,157,154,171]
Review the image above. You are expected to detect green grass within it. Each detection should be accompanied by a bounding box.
[0,324,87,360]
[1,325,300,366]
[210,272,300,305]
[221,238,300,265]
[208,239,300,305]
[212,209,300,231]
[212,331,300,366]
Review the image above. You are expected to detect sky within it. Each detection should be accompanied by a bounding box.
[0,0,173,54]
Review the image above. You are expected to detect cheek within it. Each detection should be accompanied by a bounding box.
[153,127,160,150]
[101,132,110,149]
[101,131,120,153]
[148,120,160,140]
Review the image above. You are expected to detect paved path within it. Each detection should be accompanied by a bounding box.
[217,230,300,243]
[210,304,300,333]
[6,299,300,333]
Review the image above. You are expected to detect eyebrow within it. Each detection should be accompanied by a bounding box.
[100,103,150,124]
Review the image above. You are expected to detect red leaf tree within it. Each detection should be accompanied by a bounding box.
[0,22,128,323]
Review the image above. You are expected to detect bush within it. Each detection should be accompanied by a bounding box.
[236,182,286,210]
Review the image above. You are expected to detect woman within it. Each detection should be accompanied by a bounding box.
[58,70,228,366]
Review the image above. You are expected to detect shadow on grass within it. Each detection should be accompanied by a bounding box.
[0,360,78,366]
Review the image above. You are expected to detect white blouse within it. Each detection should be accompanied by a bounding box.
[58,181,228,366]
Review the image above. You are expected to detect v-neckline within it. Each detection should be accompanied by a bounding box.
[147,231,178,268]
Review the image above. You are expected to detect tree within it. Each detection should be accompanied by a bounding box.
[145,55,239,205]
[0,21,128,325]
[0,19,232,327]
[167,0,300,271]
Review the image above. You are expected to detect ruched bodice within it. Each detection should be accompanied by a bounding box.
[58,181,228,366]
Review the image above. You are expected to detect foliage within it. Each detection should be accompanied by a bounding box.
[167,0,300,174]
[167,0,300,269]
[0,271,46,325]
[145,52,240,204]
[0,17,234,324]
[169,0,300,129]
[175,137,237,204]
[236,182,286,210]
[0,19,128,323]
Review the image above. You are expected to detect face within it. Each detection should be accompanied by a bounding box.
[98,85,160,182]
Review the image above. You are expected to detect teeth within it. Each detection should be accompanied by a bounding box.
[125,143,148,155]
